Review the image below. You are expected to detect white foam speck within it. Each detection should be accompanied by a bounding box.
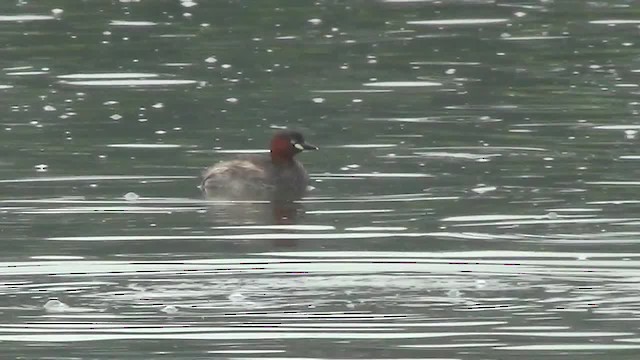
[228,292,246,302]
[124,192,140,201]
[161,305,179,314]
[180,0,198,8]
[472,186,496,194]
[44,299,70,313]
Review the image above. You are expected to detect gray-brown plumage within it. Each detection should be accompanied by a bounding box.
[201,130,317,201]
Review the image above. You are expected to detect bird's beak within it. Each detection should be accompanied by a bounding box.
[294,142,318,151]
[302,143,318,151]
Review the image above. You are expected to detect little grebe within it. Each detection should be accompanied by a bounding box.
[201,130,317,200]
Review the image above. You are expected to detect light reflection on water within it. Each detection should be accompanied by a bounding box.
[1,251,639,356]
[3,171,640,357]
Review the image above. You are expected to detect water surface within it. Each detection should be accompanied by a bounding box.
[1,1,640,359]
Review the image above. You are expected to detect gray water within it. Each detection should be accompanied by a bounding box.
[2,0,640,359]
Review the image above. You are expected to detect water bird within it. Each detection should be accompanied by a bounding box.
[201,130,318,201]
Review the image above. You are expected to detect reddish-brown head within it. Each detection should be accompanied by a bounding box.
[270,130,317,163]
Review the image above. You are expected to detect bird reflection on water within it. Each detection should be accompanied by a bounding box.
[200,130,317,245]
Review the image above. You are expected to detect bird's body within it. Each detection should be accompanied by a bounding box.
[201,130,316,201]
[201,154,310,200]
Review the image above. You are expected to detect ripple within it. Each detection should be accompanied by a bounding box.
[363,81,442,87]
[366,116,441,123]
[593,125,640,130]
[586,181,640,186]
[442,214,554,222]
[410,61,481,66]
[47,232,432,241]
[0,15,55,22]
[106,143,182,148]
[446,217,637,227]
[589,20,640,25]
[408,19,509,25]
[211,225,335,231]
[162,63,193,67]
[15,206,201,215]
[0,175,193,183]
[58,73,159,79]
[620,155,640,160]
[7,71,49,76]
[500,36,568,41]
[415,151,501,160]
[59,79,197,87]
[207,350,285,354]
[304,195,457,203]
[0,331,489,342]
[335,144,397,148]
[414,146,547,152]
[401,342,507,349]
[209,149,268,154]
[109,20,158,26]
[2,249,639,353]
[30,255,84,260]
[306,209,393,214]
[312,172,432,178]
[346,226,407,231]
[383,0,442,2]
[496,344,640,350]
[311,89,393,93]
